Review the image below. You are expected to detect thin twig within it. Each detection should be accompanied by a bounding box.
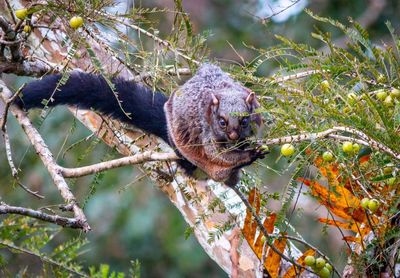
[0,240,88,277]
[270,69,326,84]
[95,11,200,65]
[4,0,17,24]
[59,151,178,178]
[16,180,44,199]
[2,122,44,199]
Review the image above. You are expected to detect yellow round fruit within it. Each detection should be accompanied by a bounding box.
[383,166,393,175]
[321,80,330,91]
[318,267,331,278]
[304,255,316,266]
[376,89,387,101]
[384,95,394,106]
[390,88,400,99]
[387,177,396,186]
[342,141,353,153]
[325,263,333,272]
[281,143,295,156]
[360,198,370,209]
[367,199,379,212]
[23,25,31,33]
[15,8,28,20]
[315,258,326,269]
[322,151,334,162]
[352,143,360,154]
[69,16,84,29]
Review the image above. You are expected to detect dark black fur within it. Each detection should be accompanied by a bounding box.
[15,72,196,174]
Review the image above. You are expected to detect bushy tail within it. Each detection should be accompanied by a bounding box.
[15,72,170,143]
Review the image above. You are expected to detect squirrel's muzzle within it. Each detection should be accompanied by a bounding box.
[228,131,239,141]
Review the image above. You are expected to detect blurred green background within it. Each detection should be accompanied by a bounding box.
[1,0,399,276]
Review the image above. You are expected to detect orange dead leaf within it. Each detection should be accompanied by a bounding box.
[283,249,316,278]
[254,213,277,255]
[298,178,366,223]
[243,188,261,243]
[265,235,288,277]
[342,236,362,243]
[318,218,370,236]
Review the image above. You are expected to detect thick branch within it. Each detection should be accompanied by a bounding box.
[0,15,21,61]
[0,203,84,229]
[0,59,55,77]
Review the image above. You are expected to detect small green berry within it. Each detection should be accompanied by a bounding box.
[342,141,353,153]
[321,80,330,91]
[315,258,326,269]
[390,88,400,99]
[325,263,333,272]
[69,16,84,29]
[352,143,360,154]
[23,25,31,33]
[383,166,393,175]
[318,267,331,278]
[376,89,387,101]
[387,177,396,186]
[384,95,394,107]
[304,255,316,266]
[281,143,295,156]
[322,151,334,162]
[360,198,370,209]
[367,199,380,213]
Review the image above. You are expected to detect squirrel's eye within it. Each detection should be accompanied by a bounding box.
[218,118,227,128]
[241,117,249,127]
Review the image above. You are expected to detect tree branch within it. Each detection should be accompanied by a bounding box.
[0,81,91,232]
[260,126,399,160]
[59,151,178,178]
[0,202,84,229]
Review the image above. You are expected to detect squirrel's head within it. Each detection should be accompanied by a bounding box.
[207,87,262,146]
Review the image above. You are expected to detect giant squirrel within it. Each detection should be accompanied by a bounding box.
[15,64,267,186]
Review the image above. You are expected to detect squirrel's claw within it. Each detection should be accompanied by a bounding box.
[249,144,270,160]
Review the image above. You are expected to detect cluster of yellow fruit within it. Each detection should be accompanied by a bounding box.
[360,198,380,213]
[342,141,361,155]
[375,88,400,107]
[15,8,84,30]
[304,255,332,278]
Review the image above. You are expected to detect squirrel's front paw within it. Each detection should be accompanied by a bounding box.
[250,144,270,160]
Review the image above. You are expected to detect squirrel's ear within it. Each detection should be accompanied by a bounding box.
[211,93,219,112]
[207,93,219,124]
[245,92,255,107]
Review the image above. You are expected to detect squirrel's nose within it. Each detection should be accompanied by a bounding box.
[228,131,239,141]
